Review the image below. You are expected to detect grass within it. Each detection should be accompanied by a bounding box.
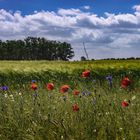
[0,60,140,139]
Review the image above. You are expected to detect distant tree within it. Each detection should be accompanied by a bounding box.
[127,57,135,60]
[81,56,86,61]
[0,37,74,61]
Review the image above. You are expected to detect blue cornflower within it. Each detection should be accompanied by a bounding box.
[33,92,38,97]
[82,91,86,96]
[32,80,36,83]
[88,91,92,95]
[106,75,113,88]
[106,75,112,81]
[1,86,8,91]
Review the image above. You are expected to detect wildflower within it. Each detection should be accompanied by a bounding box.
[119,128,123,131]
[33,92,38,97]
[88,91,92,95]
[121,76,131,89]
[121,101,129,107]
[46,83,54,91]
[32,80,36,83]
[106,112,110,115]
[9,94,13,98]
[82,70,90,78]
[73,90,80,96]
[1,86,8,91]
[72,104,79,112]
[4,93,8,98]
[82,91,86,96]
[60,85,70,93]
[31,83,38,90]
[106,75,113,88]
[132,96,136,101]
[19,92,22,96]
[9,94,14,101]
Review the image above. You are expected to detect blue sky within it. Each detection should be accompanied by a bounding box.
[0,0,140,59]
[0,0,139,15]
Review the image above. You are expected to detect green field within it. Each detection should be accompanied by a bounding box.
[0,60,140,139]
[0,60,140,73]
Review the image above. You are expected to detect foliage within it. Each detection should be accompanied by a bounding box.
[0,37,74,60]
[0,60,140,139]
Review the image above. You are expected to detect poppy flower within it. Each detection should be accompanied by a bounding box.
[121,101,129,107]
[31,83,38,90]
[60,85,70,93]
[46,83,54,91]
[82,70,90,78]
[73,90,80,95]
[72,104,79,112]
[121,76,131,89]
[1,86,8,91]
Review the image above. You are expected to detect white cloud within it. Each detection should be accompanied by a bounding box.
[0,5,140,59]
[83,6,90,10]
[58,8,81,16]
[133,5,140,12]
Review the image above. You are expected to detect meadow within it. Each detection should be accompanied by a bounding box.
[0,60,140,140]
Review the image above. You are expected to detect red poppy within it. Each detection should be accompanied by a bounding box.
[73,90,80,96]
[31,83,38,90]
[46,83,54,91]
[72,104,79,112]
[121,101,129,107]
[121,76,131,89]
[82,70,90,78]
[60,85,70,93]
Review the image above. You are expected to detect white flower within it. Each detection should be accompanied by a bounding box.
[9,94,13,98]
[9,94,14,101]
[119,128,123,130]
[132,96,136,100]
[106,112,110,115]
[4,93,8,98]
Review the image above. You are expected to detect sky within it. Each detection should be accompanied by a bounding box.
[0,0,140,60]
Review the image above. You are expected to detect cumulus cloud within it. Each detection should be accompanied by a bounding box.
[0,5,140,59]
[133,5,140,12]
[58,8,82,16]
[82,6,90,10]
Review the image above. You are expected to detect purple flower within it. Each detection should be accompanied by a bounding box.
[106,75,112,81]
[106,75,113,88]
[32,80,36,83]
[1,86,8,91]
[82,91,86,96]
[88,91,91,95]
[33,92,38,97]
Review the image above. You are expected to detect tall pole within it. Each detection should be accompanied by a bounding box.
[83,42,89,60]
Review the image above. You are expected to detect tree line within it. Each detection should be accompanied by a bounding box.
[0,37,74,60]
[81,56,140,61]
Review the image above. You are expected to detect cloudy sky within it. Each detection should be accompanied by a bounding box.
[0,0,140,60]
